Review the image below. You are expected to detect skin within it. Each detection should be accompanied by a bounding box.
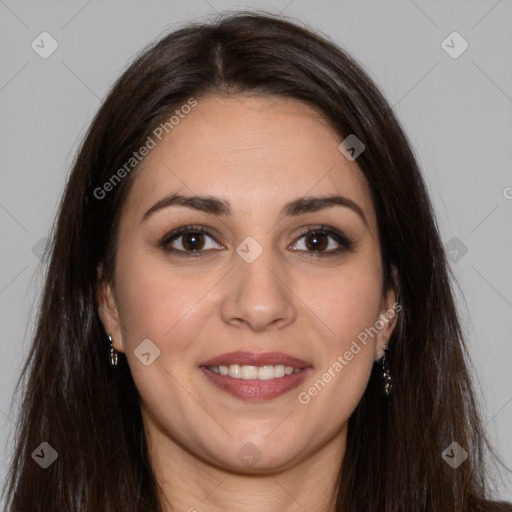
[97,95,398,512]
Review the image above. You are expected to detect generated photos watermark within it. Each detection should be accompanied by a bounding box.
[297,301,402,405]
[93,97,198,200]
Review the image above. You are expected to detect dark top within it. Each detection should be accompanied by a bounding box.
[477,501,512,511]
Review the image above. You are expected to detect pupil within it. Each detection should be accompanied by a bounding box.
[306,233,327,251]
[184,232,204,251]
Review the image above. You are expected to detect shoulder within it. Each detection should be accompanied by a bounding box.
[471,501,512,512]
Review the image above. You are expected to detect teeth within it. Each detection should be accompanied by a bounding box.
[229,364,241,379]
[241,365,258,379]
[207,364,301,380]
[274,365,286,378]
[258,365,275,380]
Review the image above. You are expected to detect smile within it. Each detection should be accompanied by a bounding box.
[199,351,313,401]
[206,364,301,380]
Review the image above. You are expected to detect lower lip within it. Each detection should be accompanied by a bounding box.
[200,367,313,401]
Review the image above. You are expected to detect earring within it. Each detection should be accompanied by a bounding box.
[381,340,392,397]
[107,333,118,367]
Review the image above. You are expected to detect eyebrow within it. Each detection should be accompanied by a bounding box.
[141,193,368,227]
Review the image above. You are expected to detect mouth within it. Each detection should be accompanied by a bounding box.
[199,351,313,401]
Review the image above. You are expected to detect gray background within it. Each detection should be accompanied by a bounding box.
[1,0,511,504]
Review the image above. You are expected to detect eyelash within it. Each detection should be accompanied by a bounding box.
[158,224,354,258]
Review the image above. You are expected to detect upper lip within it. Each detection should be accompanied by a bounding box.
[199,351,312,369]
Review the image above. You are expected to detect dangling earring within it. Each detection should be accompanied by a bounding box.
[381,339,392,397]
[107,333,118,366]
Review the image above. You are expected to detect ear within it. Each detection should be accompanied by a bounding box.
[374,266,400,361]
[96,263,124,353]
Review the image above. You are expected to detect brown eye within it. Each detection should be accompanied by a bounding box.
[181,232,206,251]
[290,225,354,257]
[304,232,329,252]
[159,224,353,259]
[159,225,223,257]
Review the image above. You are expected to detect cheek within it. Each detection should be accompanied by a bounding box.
[113,259,206,408]
[294,262,382,412]
[114,246,210,343]
[305,261,383,349]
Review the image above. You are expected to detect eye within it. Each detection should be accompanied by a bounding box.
[159,224,353,258]
[290,225,353,257]
[159,225,223,257]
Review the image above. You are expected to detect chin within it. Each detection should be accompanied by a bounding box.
[201,436,307,474]
[219,452,301,475]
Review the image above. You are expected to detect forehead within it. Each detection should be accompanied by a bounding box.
[122,95,376,229]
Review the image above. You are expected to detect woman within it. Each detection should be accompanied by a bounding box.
[2,11,510,512]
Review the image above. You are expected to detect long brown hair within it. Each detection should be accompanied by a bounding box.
[2,11,510,512]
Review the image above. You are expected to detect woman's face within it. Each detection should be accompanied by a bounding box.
[98,95,397,473]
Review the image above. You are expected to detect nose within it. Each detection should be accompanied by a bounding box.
[221,244,297,332]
